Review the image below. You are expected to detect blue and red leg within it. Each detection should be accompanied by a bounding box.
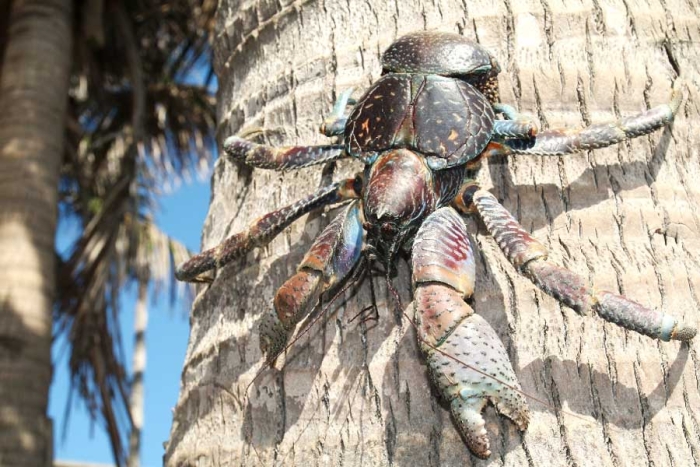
[224,88,357,170]
[260,201,365,359]
[492,102,538,139]
[496,79,684,156]
[175,178,361,282]
[224,137,348,170]
[319,87,355,137]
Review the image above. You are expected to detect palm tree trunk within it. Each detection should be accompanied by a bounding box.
[166,1,700,465]
[0,0,72,466]
[0,0,12,79]
[128,280,148,467]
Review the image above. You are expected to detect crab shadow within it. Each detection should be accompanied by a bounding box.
[521,346,690,430]
[203,271,395,467]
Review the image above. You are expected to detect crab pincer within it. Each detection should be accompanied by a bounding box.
[411,207,529,458]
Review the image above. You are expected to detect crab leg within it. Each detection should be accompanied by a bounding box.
[493,119,538,139]
[224,137,348,170]
[223,90,357,170]
[411,207,529,459]
[492,103,538,139]
[471,189,696,341]
[260,201,364,358]
[175,178,361,282]
[319,87,355,137]
[498,79,683,156]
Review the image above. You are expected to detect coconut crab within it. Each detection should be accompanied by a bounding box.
[176,31,697,458]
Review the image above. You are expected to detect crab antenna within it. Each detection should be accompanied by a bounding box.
[385,272,404,317]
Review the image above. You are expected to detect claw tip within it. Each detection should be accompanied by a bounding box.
[673,325,697,341]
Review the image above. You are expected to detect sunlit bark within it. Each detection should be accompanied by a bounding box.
[167,1,700,465]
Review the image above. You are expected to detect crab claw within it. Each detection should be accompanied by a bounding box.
[412,207,529,458]
[417,306,531,458]
[420,305,530,458]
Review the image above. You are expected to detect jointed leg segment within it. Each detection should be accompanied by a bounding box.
[493,119,538,139]
[261,201,364,358]
[491,79,684,156]
[470,189,696,341]
[175,178,361,282]
[224,89,358,170]
[224,88,358,170]
[492,103,538,139]
[224,137,348,170]
[320,88,355,137]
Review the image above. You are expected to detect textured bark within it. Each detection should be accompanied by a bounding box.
[166,1,700,465]
[0,0,72,465]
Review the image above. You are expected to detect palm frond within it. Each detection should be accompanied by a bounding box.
[55,1,215,464]
[56,185,196,464]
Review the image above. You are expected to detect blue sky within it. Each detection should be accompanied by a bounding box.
[50,176,212,466]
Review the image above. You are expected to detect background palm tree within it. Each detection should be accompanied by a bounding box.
[166,0,700,465]
[125,220,192,467]
[56,1,216,465]
[0,1,73,465]
[1,0,216,465]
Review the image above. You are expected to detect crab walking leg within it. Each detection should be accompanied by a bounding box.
[500,79,684,156]
[492,119,538,139]
[472,189,697,341]
[260,201,364,358]
[224,137,348,170]
[175,178,361,282]
[319,87,355,137]
[491,103,538,139]
[412,207,529,459]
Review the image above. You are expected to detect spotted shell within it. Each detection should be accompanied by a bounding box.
[345,73,495,169]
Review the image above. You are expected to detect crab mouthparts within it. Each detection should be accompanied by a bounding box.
[363,149,437,239]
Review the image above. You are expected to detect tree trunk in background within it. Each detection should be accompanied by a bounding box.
[0,0,12,79]
[0,0,72,466]
[166,1,700,465]
[128,280,148,467]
